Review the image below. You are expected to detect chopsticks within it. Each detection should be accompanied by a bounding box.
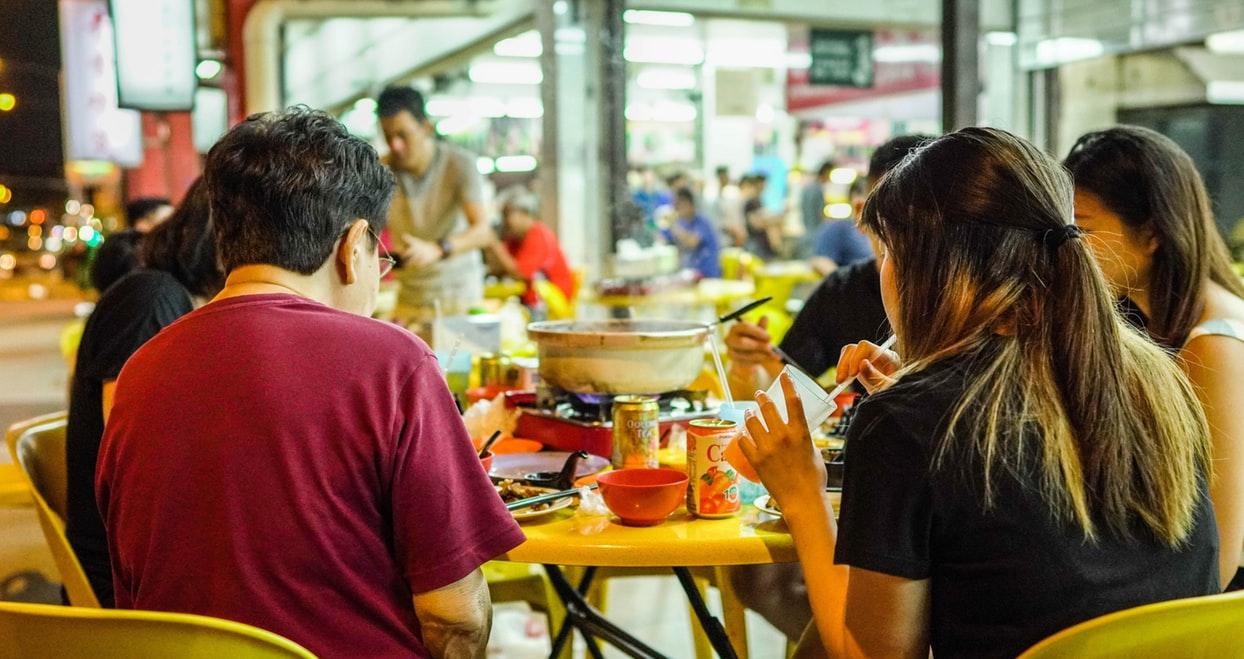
[713,297,772,327]
[506,483,599,512]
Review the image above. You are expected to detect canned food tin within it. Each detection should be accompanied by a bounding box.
[477,353,503,387]
[686,419,740,518]
[611,395,660,469]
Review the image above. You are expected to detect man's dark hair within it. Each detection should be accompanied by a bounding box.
[868,134,936,182]
[674,187,696,206]
[376,86,430,123]
[816,160,836,179]
[205,106,395,275]
[125,196,171,226]
[140,177,225,298]
[715,165,729,178]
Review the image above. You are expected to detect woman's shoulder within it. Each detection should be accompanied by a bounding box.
[849,360,970,454]
[1186,283,1244,347]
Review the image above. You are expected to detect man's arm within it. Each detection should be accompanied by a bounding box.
[412,568,492,659]
[443,201,497,255]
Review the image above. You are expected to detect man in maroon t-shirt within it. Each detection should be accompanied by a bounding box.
[96,108,524,658]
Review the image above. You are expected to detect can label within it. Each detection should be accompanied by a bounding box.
[611,395,659,469]
[686,419,740,518]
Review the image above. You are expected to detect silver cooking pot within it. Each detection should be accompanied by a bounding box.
[526,320,710,394]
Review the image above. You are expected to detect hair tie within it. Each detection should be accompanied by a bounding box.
[1043,225,1081,250]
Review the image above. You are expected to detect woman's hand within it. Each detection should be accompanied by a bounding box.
[725,316,783,370]
[836,340,902,393]
[740,372,828,515]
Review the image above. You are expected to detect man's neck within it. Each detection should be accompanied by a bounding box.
[214,264,334,308]
[403,141,437,177]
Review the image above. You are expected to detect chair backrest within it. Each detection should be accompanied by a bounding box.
[1019,590,1244,658]
[5,412,101,607]
[0,601,316,658]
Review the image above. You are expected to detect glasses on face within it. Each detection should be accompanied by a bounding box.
[367,227,397,278]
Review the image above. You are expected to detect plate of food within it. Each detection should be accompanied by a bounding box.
[754,492,841,518]
[495,479,575,521]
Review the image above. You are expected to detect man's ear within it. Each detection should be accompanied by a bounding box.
[336,219,370,285]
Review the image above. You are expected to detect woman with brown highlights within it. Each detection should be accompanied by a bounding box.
[1065,126,1244,591]
[741,128,1220,657]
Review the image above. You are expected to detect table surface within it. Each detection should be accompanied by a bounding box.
[501,493,840,568]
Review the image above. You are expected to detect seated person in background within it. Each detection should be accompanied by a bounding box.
[808,177,875,276]
[742,174,782,260]
[797,160,834,259]
[90,196,173,293]
[96,108,524,658]
[707,165,746,247]
[488,187,575,308]
[726,135,932,401]
[744,127,1219,657]
[1065,126,1244,591]
[66,178,223,607]
[661,188,722,278]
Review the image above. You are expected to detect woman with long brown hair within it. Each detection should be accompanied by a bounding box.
[1065,126,1244,590]
[742,127,1220,657]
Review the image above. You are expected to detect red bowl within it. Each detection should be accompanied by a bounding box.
[479,451,494,474]
[596,468,688,527]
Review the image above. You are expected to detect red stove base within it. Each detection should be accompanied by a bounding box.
[514,413,711,459]
[504,390,716,459]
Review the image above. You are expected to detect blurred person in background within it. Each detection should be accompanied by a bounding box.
[90,196,173,293]
[706,165,746,246]
[660,188,721,278]
[488,187,575,309]
[66,179,223,606]
[808,177,876,276]
[797,161,834,258]
[377,86,492,334]
[742,174,782,260]
[1065,126,1244,592]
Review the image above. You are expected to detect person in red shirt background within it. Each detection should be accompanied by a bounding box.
[488,187,575,308]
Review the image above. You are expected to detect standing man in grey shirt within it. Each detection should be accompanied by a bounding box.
[376,86,492,335]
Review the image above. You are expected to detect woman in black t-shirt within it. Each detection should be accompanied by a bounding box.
[739,128,1220,657]
[66,178,224,606]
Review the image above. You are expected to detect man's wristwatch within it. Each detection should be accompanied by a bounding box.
[438,238,453,260]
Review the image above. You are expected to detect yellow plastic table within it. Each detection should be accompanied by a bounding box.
[502,504,803,659]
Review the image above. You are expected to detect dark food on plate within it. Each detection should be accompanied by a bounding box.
[496,479,553,512]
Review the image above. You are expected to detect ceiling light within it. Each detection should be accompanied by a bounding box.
[635,68,697,90]
[469,61,543,85]
[476,157,496,175]
[826,203,853,219]
[623,10,695,27]
[986,31,1018,47]
[353,97,377,114]
[495,155,538,172]
[1034,37,1104,65]
[829,168,858,185]
[494,30,542,58]
[625,38,704,65]
[1207,81,1244,104]
[1207,29,1244,54]
[505,98,543,118]
[195,59,223,80]
[873,44,941,63]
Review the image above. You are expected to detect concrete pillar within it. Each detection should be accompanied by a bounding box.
[941,0,980,130]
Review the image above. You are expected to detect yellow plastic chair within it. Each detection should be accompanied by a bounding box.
[5,412,100,607]
[1019,590,1244,658]
[533,279,575,320]
[0,601,315,658]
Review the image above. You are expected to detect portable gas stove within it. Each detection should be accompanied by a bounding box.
[508,385,718,458]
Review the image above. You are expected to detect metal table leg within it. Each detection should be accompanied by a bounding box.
[673,567,739,659]
[542,564,668,659]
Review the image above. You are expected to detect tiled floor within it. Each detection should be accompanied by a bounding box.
[489,574,789,658]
